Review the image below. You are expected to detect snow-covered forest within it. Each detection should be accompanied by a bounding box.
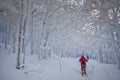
[0,0,120,80]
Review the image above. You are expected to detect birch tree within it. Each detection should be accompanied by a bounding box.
[16,0,28,69]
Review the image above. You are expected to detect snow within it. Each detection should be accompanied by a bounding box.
[0,0,120,80]
[0,46,120,80]
[93,63,120,80]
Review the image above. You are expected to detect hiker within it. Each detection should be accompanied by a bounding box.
[79,55,88,76]
[87,55,89,60]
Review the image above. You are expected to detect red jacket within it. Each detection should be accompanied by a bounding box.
[79,56,88,64]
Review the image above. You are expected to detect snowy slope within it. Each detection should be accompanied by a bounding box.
[0,47,120,80]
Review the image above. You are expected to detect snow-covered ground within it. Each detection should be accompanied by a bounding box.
[0,46,120,80]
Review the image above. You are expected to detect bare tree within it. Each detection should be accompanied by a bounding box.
[16,0,28,69]
[22,0,29,68]
[30,3,35,55]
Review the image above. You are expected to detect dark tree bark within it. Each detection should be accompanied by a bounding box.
[16,0,24,69]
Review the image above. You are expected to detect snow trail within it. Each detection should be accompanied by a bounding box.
[0,52,120,80]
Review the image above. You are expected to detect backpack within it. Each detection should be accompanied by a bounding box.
[81,60,86,66]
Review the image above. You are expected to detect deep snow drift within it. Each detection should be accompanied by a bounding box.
[0,47,120,80]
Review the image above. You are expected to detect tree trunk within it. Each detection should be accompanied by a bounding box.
[22,0,28,69]
[12,33,16,53]
[16,0,24,69]
[31,4,34,55]
[5,20,9,49]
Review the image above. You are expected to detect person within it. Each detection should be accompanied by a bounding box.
[79,55,88,76]
[87,55,89,60]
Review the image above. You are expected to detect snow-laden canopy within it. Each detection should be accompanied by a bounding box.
[0,0,120,68]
